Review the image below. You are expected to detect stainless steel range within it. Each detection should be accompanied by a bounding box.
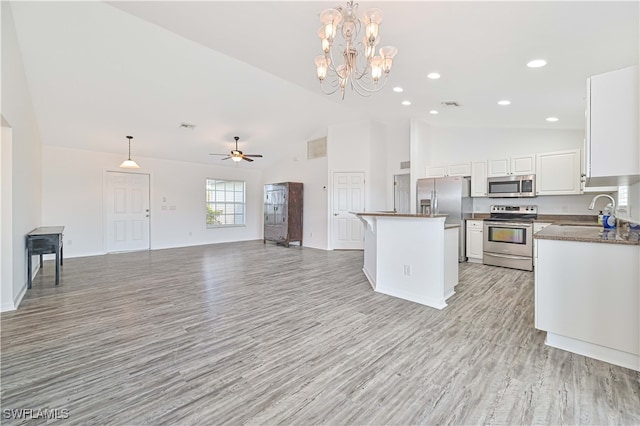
[483,205,538,271]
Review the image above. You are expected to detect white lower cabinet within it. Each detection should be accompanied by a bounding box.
[532,222,552,269]
[535,238,639,371]
[466,220,484,263]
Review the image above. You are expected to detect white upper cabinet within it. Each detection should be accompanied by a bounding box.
[426,163,471,178]
[536,149,582,195]
[488,155,535,177]
[425,166,447,178]
[586,65,639,185]
[487,158,510,177]
[511,155,536,175]
[471,161,488,197]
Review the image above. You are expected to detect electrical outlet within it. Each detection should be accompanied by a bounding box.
[403,265,411,276]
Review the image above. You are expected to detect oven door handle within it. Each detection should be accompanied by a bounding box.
[484,252,530,260]
[484,222,532,228]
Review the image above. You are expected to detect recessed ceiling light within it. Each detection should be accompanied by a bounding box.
[427,73,441,79]
[402,100,411,106]
[498,100,511,106]
[546,117,559,122]
[429,110,439,115]
[527,59,547,68]
[393,87,404,93]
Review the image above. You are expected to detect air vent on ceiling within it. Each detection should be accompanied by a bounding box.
[441,101,461,107]
[179,123,196,129]
[307,137,327,159]
[400,161,410,169]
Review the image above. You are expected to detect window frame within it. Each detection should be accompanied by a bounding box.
[205,178,246,228]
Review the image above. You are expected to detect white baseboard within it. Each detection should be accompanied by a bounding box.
[546,332,640,372]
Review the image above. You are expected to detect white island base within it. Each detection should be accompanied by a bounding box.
[356,213,459,310]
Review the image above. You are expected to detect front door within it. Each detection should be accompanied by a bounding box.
[105,171,150,253]
[331,172,365,250]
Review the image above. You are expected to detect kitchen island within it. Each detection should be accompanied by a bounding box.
[355,212,459,309]
[534,224,639,371]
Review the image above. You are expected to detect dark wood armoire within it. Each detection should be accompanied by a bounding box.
[263,182,303,247]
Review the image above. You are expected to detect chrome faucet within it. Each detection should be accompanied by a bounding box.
[588,194,616,212]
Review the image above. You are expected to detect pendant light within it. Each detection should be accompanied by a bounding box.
[120,135,140,169]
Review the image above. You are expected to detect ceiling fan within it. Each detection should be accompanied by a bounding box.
[209,136,263,162]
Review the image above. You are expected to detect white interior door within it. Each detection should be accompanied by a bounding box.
[106,171,150,253]
[332,172,365,250]
[394,173,410,214]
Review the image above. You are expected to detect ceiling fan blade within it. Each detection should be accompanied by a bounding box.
[241,156,254,162]
[209,153,229,156]
[220,156,232,160]
[243,154,263,158]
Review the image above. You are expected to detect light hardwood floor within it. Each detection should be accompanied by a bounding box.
[1,240,639,425]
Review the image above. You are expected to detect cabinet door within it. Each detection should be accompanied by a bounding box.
[447,163,471,177]
[466,226,484,260]
[536,149,581,195]
[471,161,488,197]
[588,65,639,178]
[488,158,510,177]
[511,155,535,175]
[425,166,447,178]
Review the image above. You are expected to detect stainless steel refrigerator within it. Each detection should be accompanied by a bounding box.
[416,176,472,262]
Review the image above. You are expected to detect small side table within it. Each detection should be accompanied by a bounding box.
[26,226,65,289]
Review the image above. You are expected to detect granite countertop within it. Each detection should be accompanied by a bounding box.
[534,225,640,245]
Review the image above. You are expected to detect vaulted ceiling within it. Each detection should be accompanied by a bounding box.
[8,1,639,169]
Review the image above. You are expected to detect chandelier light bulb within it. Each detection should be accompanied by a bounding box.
[379,46,397,74]
[315,55,328,81]
[317,27,331,53]
[371,56,383,82]
[320,9,341,42]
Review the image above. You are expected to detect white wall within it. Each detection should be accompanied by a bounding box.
[410,122,594,215]
[1,3,42,311]
[473,193,612,215]
[370,121,387,212]
[385,120,411,212]
[41,146,263,257]
[428,126,584,165]
[262,134,329,250]
[409,119,431,213]
[1,125,14,311]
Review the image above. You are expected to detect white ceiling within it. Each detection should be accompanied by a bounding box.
[8,1,639,169]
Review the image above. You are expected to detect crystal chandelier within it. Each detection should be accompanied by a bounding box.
[314,1,398,99]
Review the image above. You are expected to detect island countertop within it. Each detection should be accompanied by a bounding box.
[354,212,448,219]
[353,212,459,229]
[534,224,640,245]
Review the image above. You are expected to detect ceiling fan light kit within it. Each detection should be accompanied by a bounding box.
[119,135,140,169]
[315,0,398,99]
[210,136,263,163]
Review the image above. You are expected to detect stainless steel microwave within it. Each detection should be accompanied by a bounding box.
[487,174,536,198]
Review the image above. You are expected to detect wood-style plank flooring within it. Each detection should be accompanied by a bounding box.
[2,240,639,425]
